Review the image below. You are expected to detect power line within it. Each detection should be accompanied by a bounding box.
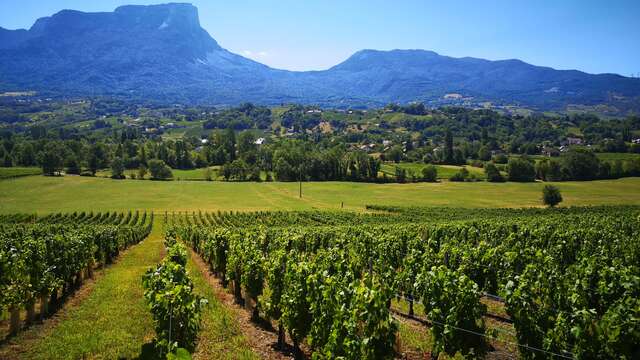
[394,294,575,359]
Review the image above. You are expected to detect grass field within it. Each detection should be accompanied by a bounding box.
[96,167,221,180]
[381,163,485,179]
[0,166,42,180]
[595,152,640,162]
[1,175,639,214]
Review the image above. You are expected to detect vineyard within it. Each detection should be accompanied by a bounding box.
[0,211,153,337]
[167,206,640,359]
[1,206,639,359]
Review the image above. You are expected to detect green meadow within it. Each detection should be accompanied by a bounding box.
[1,175,639,214]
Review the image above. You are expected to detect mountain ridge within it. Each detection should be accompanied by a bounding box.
[1,3,639,112]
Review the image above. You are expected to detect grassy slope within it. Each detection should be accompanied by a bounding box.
[0,167,42,179]
[381,163,485,179]
[1,175,640,214]
[2,218,164,359]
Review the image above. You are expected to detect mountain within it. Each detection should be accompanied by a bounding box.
[1,3,639,112]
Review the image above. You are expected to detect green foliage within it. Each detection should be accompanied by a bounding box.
[39,141,66,176]
[562,148,601,180]
[542,185,563,207]
[167,348,193,360]
[484,162,504,182]
[395,166,407,183]
[508,157,536,182]
[221,159,252,181]
[142,240,205,356]
[421,165,437,182]
[148,159,173,180]
[449,167,469,182]
[417,265,487,358]
[0,212,152,322]
[281,260,313,351]
[171,205,640,359]
[111,157,125,179]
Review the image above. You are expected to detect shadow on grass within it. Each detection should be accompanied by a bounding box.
[130,341,161,360]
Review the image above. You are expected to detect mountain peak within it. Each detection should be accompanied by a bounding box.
[114,3,201,29]
[1,4,639,112]
[331,48,442,72]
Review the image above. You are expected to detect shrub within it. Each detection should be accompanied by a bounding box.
[148,159,173,180]
[138,165,148,180]
[449,167,469,182]
[484,162,504,182]
[542,185,562,207]
[204,167,213,181]
[395,167,407,183]
[422,165,438,182]
[142,240,205,356]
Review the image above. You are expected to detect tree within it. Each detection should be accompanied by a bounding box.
[478,146,491,161]
[16,143,36,166]
[562,148,600,180]
[224,127,237,161]
[88,143,109,175]
[542,185,562,207]
[422,165,438,182]
[111,157,125,179]
[237,131,257,163]
[2,154,12,167]
[484,162,505,182]
[65,156,81,175]
[148,159,173,180]
[221,159,249,181]
[174,140,194,169]
[395,166,407,183]
[39,142,65,176]
[507,158,535,182]
[444,129,454,164]
[388,145,404,163]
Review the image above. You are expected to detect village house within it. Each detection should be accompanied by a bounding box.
[565,137,583,145]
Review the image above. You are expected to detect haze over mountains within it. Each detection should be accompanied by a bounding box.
[1,3,639,112]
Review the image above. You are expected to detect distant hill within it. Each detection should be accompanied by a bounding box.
[1,3,639,113]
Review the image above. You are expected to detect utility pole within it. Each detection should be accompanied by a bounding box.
[299,166,302,198]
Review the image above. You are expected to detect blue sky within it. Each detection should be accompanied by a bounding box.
[1,0,639,76]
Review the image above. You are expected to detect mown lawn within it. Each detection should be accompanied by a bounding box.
[1,175,639,214]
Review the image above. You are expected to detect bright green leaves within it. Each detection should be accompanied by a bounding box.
[142,239,205,357]
[417,265,487,358]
